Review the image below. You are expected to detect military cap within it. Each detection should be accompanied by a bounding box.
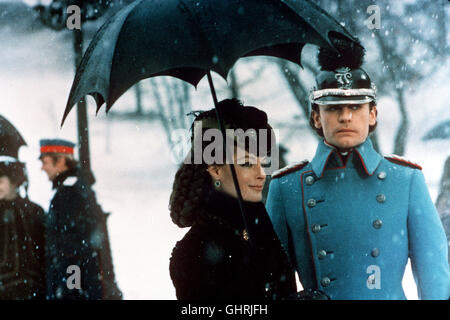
[309,35,376,106]
[39,138,75,159]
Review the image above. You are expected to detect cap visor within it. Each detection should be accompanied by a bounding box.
[314,95,374,105]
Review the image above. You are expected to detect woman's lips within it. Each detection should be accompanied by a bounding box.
[249,185,263,191]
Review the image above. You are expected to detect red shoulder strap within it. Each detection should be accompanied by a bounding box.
[272,160,309,179]
[384,155,422,170]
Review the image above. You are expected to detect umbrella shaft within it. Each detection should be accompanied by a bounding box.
[73,28,92,179]
[206,72,250,240]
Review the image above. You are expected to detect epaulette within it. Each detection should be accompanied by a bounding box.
[384,154,422,170]
[271,160,309,179]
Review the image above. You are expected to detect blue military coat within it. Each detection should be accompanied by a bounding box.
[266,138,450,300]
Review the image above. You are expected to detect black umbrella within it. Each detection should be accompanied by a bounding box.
[0,115,27,159]
[63,0,358,119]
[62,0,359,239]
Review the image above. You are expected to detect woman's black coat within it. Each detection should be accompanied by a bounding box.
[170,189,297,300]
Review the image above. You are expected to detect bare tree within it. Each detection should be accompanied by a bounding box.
[228,68,240,99]
[130,78,194,161]
[134,82,143,115]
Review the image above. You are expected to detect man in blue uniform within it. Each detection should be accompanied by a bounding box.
[266,39,450,299]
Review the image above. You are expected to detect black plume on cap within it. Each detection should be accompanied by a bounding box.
[318,34,365,71]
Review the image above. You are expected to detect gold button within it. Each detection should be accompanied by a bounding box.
[307,199,317,208]
[318,250,327,260]
[305,176,315,185]
[376,194,386,203]
[371,248,380,257]
[372,219,382,229]
[321,277,331,287]
[377,171,387,180]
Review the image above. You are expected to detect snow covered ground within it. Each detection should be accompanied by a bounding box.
[1,11,449,300]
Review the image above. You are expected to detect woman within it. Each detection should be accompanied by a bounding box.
[169,99,297,300]
[0,157,46,299]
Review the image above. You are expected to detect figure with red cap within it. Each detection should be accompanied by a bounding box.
[39,138,105,300]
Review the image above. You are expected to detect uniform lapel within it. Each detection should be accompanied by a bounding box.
[310,138,382,178]
[353,138,382,176]
[310,141,335,178]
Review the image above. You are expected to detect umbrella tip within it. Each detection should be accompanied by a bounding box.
[61,101,74,128]
[60,113,67,128]
[60,116,67,129]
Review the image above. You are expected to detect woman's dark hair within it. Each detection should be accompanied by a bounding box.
[0,161,27,187]
[309,101,378,137]
[169,162,212,228]
[169,98,273,228]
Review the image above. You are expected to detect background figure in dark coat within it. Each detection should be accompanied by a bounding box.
[0,115,46,299]
[169,99,297,300]
[39,139,106,300]
[0,160,46,299]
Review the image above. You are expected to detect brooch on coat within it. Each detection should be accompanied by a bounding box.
[242,229,249,241]
[206,213,250,241]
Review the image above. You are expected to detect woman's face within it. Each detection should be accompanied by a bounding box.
[0,176,17,201]
[208,149,267,202]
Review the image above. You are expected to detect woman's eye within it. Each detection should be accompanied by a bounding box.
[240,162,253,167]
[261,161,272,168]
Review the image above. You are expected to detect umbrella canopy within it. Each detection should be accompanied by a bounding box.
[0,115,27,159]
[63,0,358,123]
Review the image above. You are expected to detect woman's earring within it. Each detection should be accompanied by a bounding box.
[214,180,222,188]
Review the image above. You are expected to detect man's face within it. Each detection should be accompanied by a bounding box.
[40,155,67,181]
[0,176,17,201]
[313,103,377,151]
